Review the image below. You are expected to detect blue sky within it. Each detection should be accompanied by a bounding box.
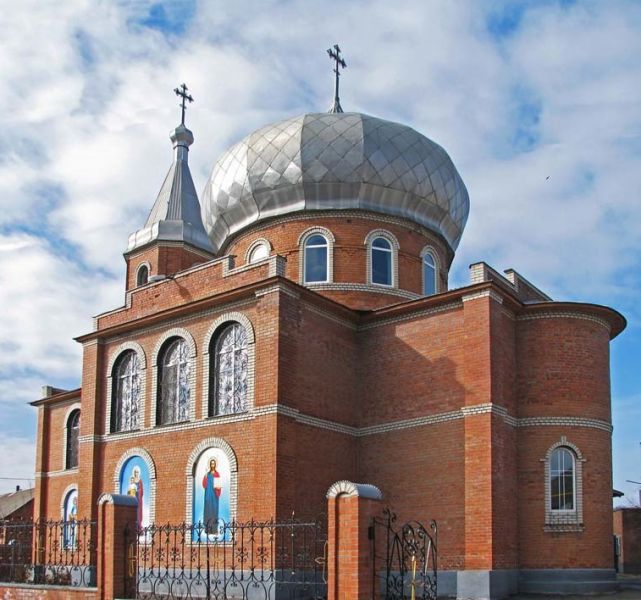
[0,0,639,505]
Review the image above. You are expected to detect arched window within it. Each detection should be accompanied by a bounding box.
[66,410,80,469]
[422,251,437,296]
[136,264,149,286]
[111,350,141,432]
[157,338,190,425]
[371,237,393,285]
[248,242,269,263]
[303,234,329,283]
[549,447,575,511]
[210,323,248,416]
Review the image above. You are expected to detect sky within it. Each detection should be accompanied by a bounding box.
[0,0,639,504]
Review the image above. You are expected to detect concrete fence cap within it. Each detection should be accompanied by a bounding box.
[326,480,383,500]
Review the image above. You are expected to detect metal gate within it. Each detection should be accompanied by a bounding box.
[124,516,327,599]
[370,509,437,600]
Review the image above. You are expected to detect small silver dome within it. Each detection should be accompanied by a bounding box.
[202,112,469,253]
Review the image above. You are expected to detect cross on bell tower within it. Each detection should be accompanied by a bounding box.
[174,83,194,126]
[327,44,347,114]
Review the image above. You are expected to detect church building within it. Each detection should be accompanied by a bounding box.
[30,74,625,599]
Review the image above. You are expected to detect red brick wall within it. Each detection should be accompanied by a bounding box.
[124,243,213,291]
[225,213,450,308]
[614,508,641,574]
[0,585,97,599]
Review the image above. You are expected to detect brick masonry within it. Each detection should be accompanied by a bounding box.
[31,210,626,597]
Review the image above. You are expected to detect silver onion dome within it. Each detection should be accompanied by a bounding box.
[202,112,469,253]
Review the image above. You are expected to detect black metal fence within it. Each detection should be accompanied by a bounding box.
[0,519,97,587]
[125,516,327,599]
[371,509,437,600]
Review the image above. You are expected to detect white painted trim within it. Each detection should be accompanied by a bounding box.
[326,480,382,500]
[244,238,272,264]
[135,261,151,287]
[60,484,78,517]
[420,246,440,295]
[517,311,611,332]
[542,437,585,531]
[299,226,335,285]
[201,313,256,419]
[185,438,239,525]
[364,229,399,288]
[150,328,198,425]
[113,448,158,524]
[105,342,147,434]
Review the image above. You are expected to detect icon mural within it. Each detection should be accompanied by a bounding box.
[192,447,231,541]
[63,488,78,548]
[119,456,151,529]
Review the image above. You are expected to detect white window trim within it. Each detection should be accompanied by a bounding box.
[245,238,272,264]
[113,448,158,525]
[62,403,82,471]
[185,437,238,525]
[542,436,585,532]
[202,312,256,420]
[105,342,147,434]
[420,246,440,296]
[298,227,335,285]
[151,328,197,426]
[365,229,399,288]
[60,484,78,518]
[135,261,151,287]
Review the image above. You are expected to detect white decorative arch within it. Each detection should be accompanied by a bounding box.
[150,328,198,424]
[420,245,441,295]
[60,483,78,517]
[106,342,148,434]
[326,480,383,500]
[62,403,81,471]
[298,226,335,285]
[185,437,239,524]
[245,238,272,264]
[135,261,151,287]
[112,447,158,524]
[364,229,399,288]
[202,313,256,419]
[541,436,585,531]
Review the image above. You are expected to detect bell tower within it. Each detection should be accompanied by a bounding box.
[124,84,214,291]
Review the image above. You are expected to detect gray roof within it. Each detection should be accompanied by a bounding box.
[0,488,34,519]
[201,112,470,253]
[127,125,214,255]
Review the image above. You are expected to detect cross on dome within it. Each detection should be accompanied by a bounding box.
[174,83,194,126]
[327,44,347,113]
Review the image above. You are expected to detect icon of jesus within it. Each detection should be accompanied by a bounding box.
[202,458,222,534]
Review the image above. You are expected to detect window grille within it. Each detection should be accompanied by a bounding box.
[211,323,248,416]
[112,351,140,432]
[158,338,190,425]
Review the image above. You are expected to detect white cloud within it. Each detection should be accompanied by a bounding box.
[0,0,639,492]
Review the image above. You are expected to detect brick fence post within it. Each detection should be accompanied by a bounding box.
[326,480,383,600]
[97,493,138,600]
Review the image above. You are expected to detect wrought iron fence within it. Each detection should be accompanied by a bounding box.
[371,509,437,600]
[0,518,97,587]
[125,516,327,599]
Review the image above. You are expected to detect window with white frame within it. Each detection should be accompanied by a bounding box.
[422,251,437,296]
[549,447,575,511]
[111,350,141,432]
[157,338,190,425]
[210,322,248,416]
[66,410,80,469]
[371,237,393,286]
[136,264,149,286]
[303,234,329,283]
[248,242,269,263]
[543,439,584,531]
